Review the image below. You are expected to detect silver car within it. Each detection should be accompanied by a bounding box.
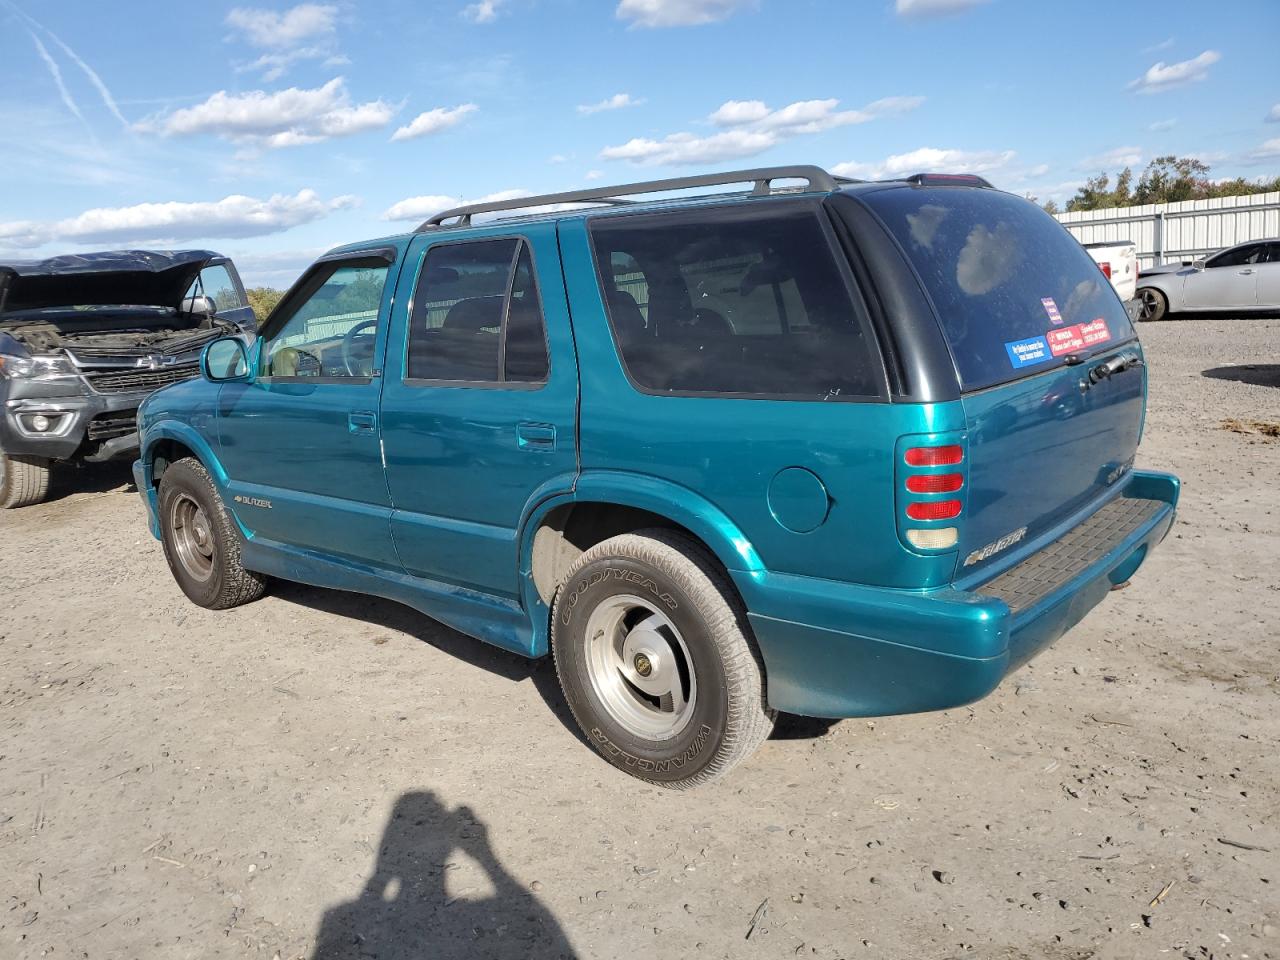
[1136,239,1280,321]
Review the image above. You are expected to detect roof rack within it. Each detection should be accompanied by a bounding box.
[414,165,850,231]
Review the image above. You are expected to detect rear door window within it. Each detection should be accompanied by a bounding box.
[860,187,1135,392]
[589,202,885,400]
[406,238,550,384]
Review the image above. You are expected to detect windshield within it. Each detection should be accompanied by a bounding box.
[861,187,1134,392]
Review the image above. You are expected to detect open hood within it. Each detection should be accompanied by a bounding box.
[0,249,219,314]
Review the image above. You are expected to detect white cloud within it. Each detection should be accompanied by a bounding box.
[578,93,643,115]
[895,0,989,16]
[391,103,477,141]
[1267,103,1280,123]
[1247,138,1280,162]
[585,169,604,180]
[832,146,1016,180]
[462,0,503,22]
[227,4,342,78]
[0,190,356,249]
[226,4,338,47]
[143,78,394,149]
[1079,146,1143,170]
[616,0,755,28]
[382,189,529,222]
[603,95,922,166]
[1148,118,1177,132]
[1143,37,1175,53]
[1129,51,1220,94]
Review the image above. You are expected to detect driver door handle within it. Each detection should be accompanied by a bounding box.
[349,411,378,434]
[1239,269,1256,275]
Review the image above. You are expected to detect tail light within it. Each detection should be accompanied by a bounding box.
[1098,261,1112,279]
[900,442,966,552]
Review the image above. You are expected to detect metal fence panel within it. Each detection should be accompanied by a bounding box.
[1055,192,1280,268]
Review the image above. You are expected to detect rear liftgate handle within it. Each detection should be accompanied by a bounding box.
[517,422,556,450]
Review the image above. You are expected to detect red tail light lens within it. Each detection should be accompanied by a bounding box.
[906,473,963,494]
[906,499,962,521]
[1098,261,1112,279]
[904,445,963,467]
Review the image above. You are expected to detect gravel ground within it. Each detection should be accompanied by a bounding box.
[2,319,1278,960]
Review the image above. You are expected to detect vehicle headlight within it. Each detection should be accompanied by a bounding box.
[0,353,79,380]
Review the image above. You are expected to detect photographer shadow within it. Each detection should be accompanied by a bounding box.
[311,790,578,960]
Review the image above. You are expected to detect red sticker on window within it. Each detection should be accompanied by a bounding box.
[1045,319,1110,357]
[1046,325,1085,356]
[1079,318,1111,347]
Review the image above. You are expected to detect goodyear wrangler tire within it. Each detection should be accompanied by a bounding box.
[552,528,775,789]
[158,457,267,610]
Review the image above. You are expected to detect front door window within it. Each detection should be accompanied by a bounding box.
[262,260,390,379]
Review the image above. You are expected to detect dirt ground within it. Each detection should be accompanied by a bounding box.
[2,319,1278,960]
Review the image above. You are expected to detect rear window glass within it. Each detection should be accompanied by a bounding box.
[589,203,883,400]
[862,187,1135,391]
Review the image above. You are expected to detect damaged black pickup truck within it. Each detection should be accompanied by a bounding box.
[0,250,254,508]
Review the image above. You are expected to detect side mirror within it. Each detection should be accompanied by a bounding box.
[202,337,249,382]
[1192,258,1207,272]
[183,295,218,317]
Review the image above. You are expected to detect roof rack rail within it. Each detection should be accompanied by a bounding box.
[415,165,847,231]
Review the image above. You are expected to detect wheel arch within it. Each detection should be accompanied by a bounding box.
[518,472,764,657]
[142,422,228,490]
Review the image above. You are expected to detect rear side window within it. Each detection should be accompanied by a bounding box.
[590,203,884,400]
[407,238,549,384]
[861,187,1135,392]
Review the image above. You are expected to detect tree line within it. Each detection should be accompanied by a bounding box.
[1037,155,1280,214]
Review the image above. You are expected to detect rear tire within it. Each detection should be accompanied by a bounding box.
[0,449,51,508]
[552,528,775,789]
[1137,287,1168,322]
[158,457,267,609]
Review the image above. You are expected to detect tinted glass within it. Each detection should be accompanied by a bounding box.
[198,264,244,310]
[590,204,882,400]
[504,245,550,382]
[408,239,518,382]
[263,261,388,378]
[862,187,1135,392]
[1208,244,1264,268]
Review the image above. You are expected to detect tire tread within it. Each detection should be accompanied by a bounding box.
[552,527,775,790]
[0,454,51,509]
[161,458,266,610]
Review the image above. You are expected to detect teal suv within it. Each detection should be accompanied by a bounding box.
[134,166,1179,788]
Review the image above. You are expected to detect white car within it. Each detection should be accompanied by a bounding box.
[1136,239,1280,321]
[1084,241,1137,302]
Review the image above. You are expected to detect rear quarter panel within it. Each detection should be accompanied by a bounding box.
[557,218,961,590]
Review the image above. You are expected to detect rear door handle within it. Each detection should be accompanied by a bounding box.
[348,411,377,434]
[517,422,556,450]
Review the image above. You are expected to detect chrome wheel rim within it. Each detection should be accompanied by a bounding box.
[170,493,215,581]
[583,594,697,741]
[1138,289,1160,320]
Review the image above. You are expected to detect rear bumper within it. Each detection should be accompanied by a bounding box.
[734,470,1179,718]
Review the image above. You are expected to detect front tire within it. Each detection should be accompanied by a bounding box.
[158,457,266,610]
[0,449,51,509]
[1137,287,1168,322]
[552,528,775,789]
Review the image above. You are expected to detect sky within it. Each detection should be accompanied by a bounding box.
[1,0,1277,288]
